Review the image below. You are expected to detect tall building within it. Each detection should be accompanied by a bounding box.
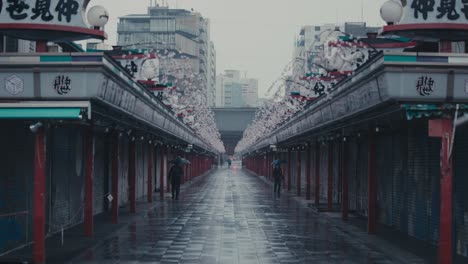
[117,3,215,97]
[207,41,216,107]
[216,70,258,108]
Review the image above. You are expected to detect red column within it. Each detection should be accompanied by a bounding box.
[306,145,312,200]
[315,143,320,206]
[287,148,292,191]
[328,142,333,211]
[36,40,47,52]
[429,119,454,264]
[111,133,119,224]
[297,148,301,196]
[160,146,165,198]
[147,145,153,203]
[342,139,349,221]
[439,40,452,53]
[84,128,94,237]
[129,140,136,214]
[33,126,46,264]
[368,127,377,234]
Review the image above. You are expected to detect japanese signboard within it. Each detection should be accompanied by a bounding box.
[402,0,468,24]
[0,0,88,27]
[0,0,105,41]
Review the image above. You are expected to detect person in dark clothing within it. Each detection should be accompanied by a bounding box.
[273,165,283,198]
[168,161,184,200]
[227,158,232,168]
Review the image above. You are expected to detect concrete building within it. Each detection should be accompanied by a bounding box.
[207,41,216,107]
[117,3,215,94]
[216,70,258,108]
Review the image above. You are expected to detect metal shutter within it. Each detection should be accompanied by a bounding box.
[333,142,340,205]
[347,138,359,213]
[93,132,109,215]
[356,136,369,217]
[49,127,85,234]
[406,123,438,242]
[319,144,328,203]
[119,137,129,206]
[376,133,394,226]
[454,125,468,257]
[0,122,34,253]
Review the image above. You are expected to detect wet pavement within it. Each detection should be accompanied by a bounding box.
[69,166,417,264]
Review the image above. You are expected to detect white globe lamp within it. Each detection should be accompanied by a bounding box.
[380,0,403,25]
[140,58,160,80]
[87,6,109,30]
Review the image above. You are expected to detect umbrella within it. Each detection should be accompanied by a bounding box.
[170,157,191,165]
[271,159,287,167]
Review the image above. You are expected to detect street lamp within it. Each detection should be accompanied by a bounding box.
[87,6,110,30]
[380,0,403,25]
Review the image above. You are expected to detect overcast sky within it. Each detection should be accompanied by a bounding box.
[90,0,386,97]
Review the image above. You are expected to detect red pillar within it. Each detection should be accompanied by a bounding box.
[111,133,119,224]
[342,139,349,221]
[328,142,333,210]
[147,145,153,203]
[315,143,320,206]
[306,145,312,200]
[287,148,292,191]
[439,40,452,53]
[429,119,454,264]
[84,128,94,237]
[33,126,46,264]
[36,40,47,52]
[129,140,136,214]
[159,146,165,199]
[368,127,377,234]
[297,148,301,196]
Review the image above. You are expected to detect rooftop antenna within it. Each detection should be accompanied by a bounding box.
[361,0,364,22]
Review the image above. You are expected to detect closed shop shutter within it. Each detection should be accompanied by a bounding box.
[356,136,369,217]
[310,143,317,200]
[94,133,109,215]
[454,125,468,257]
[0,122,34,253]
[376,133,394,227]
[290,151,297,191]
[301,149,307,196]
[119,137,129,206]
[49,127,85,234]
[406,123,439,243]
[392,128,409,234]
[136,142,145,199]
[347,138,359,212]
[333,142,340,205]
[319,144,328,203]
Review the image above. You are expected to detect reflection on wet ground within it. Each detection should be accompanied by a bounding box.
[70,168,404,264]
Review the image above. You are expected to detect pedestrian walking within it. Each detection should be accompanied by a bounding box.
[168,157,184,200]
[227,158,232,168]
[273,163,283,198]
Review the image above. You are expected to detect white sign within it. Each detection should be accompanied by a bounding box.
[0,0,89,28]
[401,0,468,24]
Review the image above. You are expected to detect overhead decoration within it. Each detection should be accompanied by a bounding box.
[235,28,384,154]
[112,47,225,154]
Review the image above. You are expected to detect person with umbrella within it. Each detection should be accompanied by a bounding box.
[168,156,189,200]
[272,159,286,198]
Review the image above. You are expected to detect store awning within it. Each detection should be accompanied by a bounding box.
[0,108,82,119]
